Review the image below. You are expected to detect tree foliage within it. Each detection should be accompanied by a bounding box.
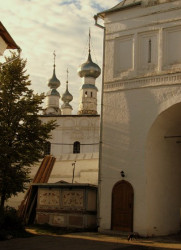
[0,53,56,208]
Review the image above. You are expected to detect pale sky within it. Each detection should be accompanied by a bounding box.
[1,0,119,114]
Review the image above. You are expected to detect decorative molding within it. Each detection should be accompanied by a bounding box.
[58,152,99,161]
[53,215,65,225]
[163,25,181,68]
[62,190,84,209]
[114,35,134,76]
[105,11,181,41]
[39,189,60,206]
[104,72,181,92]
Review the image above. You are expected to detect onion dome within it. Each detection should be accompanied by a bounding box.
[48,67,60,89]
[46,88,60,97]
[77,52,101,78]
[61,69,73,108]
[62,83,73,103]
[77,29,101,79]
[48,51,60,89]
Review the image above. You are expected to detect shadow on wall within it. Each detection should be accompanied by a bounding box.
[145,102,181,235]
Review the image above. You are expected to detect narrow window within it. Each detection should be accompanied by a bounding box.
[148,39,152,63]
[85,91,88,97]
[91,92,93,97]
[44,141,51,155]
[73,141,80,154]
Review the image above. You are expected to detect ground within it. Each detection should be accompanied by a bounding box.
[1,231,181,250]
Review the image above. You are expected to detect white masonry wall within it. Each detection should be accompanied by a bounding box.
[99,0,181,236]
[7,115,100,209]
[41,115,100,184]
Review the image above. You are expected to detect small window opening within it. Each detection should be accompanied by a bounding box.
[85,91,88,97]
[148,39,152,63]
[73,141,80,154]
[91,92,93,97]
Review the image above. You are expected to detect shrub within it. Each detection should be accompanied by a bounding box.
[0,206,27,240]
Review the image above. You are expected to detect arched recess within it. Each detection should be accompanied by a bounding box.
[145,102,181,235]
[73,141,80,154]
[112,180,134,232]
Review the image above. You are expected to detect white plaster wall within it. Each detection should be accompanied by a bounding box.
[104,0,181,83]
[41,116,100,155]
[7,115,100,209]
[48,157,98,185]
[78,89,97,113]
[99,0,181,236]
[100,82,181,235]
[83,77,96,85]
[0,36,7,55]
[46,95,60,108]
[61,107,72,115]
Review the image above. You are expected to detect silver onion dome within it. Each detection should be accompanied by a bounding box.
[46,88,60,97]
[62,85,73,103]
[48,67,60,89]
[62,69,73,106]
[77,52,101,78]
[48,51,60,89]
[61,81,73,110]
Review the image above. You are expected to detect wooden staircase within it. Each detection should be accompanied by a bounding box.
[18,155,56,224]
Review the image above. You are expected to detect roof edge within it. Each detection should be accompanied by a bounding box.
[97,1,142,19]
[0,22,20,50]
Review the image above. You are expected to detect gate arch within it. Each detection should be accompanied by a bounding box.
[145,102,181,234]
[111,180,134,232]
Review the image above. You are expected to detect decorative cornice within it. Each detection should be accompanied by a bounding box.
[78,110,97,115]
[104,72,181,92]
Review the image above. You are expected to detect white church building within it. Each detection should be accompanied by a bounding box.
[41,42,101,185]
[95,0,181,236]
[7,36,101,208]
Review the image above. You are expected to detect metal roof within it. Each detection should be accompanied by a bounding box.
[97,0,142,18]
[81,83,98,91]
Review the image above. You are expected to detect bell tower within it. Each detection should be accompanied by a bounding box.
[77,30,101,115]
[61,69,73,115]
[44,51,61,115]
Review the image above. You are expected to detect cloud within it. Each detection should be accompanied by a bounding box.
[1,0,119,113]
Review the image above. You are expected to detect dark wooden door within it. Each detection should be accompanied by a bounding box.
[112,180,133,232]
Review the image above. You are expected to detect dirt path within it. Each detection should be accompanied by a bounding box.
[1,232,181,250]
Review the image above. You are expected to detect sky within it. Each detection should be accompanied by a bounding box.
[1,0,119,114]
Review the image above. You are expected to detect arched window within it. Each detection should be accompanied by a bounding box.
[73,141,80,154]
[91,92,93,97]
[44,141,51,155]
[85,91,88,97]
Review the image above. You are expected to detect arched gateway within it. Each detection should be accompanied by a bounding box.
[112,180,134,232]
[145,102,181,234]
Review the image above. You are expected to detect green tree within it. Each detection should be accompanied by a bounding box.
[0,53,56,209]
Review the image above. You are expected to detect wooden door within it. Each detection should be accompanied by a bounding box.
[112,180,133,232]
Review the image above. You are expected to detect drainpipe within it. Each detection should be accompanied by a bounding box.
[94,14,105,230]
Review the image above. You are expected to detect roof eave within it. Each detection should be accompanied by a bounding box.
[0,22,20,50]
[97,1,142,19]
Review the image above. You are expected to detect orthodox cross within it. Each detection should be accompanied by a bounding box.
[66,68,69,83]
[53,50,56,68]
[89,28,91,54]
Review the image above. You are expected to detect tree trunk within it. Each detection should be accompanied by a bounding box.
[0,192,5,209]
